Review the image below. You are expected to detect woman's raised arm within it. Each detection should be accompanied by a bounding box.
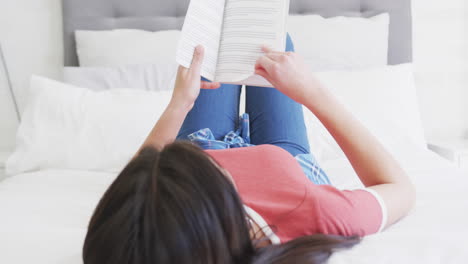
[255,47,416,228]
[136,46,220,152]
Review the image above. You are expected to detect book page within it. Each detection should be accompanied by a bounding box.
[215,0,290,83]
[176,0,226,81]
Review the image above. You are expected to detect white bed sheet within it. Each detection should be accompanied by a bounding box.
[0,149,467,264]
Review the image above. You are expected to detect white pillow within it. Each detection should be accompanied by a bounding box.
[305,63,427,162]
[9,64,424,174]
[76,15,388,71]
[6,76,173,175]
[62,62,425,164]
[287,14,389,71]
[75,29,181,67]
[63,63,178,91]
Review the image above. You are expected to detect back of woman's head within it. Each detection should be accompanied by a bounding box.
[83,141,359,264]
[83,141,253,264]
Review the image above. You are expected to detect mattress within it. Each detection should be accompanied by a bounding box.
[0,148,467,264]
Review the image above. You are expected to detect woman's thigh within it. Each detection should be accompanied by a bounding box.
[177,79,242,140]
[245,34,310,156]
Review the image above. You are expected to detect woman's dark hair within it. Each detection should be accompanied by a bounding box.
[83,141,359,264]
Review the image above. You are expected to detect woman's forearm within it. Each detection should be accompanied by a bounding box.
[304,86,408,187]
[135,45,217,154]
[304,85,416,226]
[138,100,191,152]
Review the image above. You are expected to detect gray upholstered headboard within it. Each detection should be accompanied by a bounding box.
[62,0,412,67]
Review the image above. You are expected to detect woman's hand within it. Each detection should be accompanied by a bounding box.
[136,46,220,152]
[255,46,323,105]
[172,45,221,110]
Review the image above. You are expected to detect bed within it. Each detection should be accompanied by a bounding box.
[1,144,467,263]
[1,0,468,263]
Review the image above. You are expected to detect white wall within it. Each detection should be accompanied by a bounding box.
[413,0,468,140]
[0,49,19,151]
[0,0,466,150]
[0,0,63,150]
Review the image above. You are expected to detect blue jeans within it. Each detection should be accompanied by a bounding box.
[177,34,310,157]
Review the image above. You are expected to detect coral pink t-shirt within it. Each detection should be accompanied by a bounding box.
[206,145,387,243]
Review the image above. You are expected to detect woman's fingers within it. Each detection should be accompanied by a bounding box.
[254,67,268,79]
[254,62,275,86]
[201,81,221,89]
[261,46,290,54]
[264,53,286,62]
[261,45,294,60]
[190,45,205,75]
[261,45,275,53]
[256,56,277,73]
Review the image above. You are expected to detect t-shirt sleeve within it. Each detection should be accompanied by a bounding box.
[311,185,387,237]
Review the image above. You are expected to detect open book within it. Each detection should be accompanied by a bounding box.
[176,0,290,87]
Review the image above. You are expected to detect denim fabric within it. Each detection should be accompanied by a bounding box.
[188,113,253,149]
[295,153,332,185]
[177,33,331,185]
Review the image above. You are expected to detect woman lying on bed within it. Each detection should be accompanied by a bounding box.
[83,35,416,264]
